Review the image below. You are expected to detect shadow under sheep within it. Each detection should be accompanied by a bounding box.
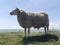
[23,34,59,43]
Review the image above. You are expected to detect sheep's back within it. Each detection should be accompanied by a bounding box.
[27,12,49,28]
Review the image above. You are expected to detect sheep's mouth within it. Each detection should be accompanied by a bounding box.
[10,12,12,15]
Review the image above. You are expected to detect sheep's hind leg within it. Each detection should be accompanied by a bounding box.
[44,26,47,34]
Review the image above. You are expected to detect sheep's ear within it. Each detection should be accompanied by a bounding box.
[16,7,19,10]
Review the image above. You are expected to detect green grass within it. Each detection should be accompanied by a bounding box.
[0,31,60,45]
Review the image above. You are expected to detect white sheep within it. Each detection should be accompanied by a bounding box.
[10,8,49,37]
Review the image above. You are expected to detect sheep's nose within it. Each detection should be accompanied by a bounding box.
[10,12,12,15]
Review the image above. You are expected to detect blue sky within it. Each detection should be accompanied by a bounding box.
[0,0,60,29]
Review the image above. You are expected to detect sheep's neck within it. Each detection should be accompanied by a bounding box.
[17,12,28,28]
[17,12,27,23]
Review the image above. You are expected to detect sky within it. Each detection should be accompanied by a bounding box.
[0,0,60,29]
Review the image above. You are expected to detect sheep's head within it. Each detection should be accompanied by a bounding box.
[10,8,20,15]
[10,8,25,16]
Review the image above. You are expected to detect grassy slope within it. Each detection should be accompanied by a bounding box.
[0,31,60,45]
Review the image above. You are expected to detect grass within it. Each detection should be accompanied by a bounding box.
[0,31,60,45]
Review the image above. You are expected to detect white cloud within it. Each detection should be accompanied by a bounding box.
[0,25,23,29]
[50,22,60,29]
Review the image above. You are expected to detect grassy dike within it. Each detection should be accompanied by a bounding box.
[0,31,60,45]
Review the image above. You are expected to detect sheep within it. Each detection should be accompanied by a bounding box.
[10,8,49,37]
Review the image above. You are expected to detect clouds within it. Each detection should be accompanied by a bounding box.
[0,25,20,29]
[50,22,60,29]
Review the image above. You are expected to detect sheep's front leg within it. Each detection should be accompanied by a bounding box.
[24,28,26,37]
[47,26,49,34]
[28,28,30,37]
